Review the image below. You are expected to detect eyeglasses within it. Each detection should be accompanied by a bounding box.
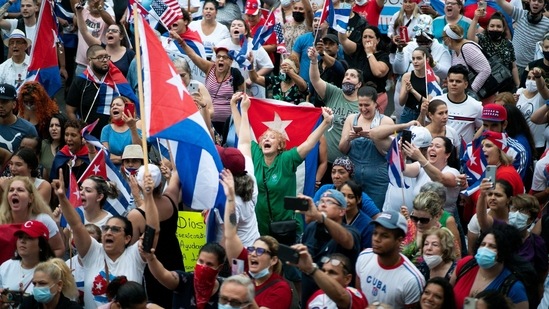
[101,225,123,233]
[219,296,250,308]
[217,55,231,60]
[246,246,271,256]
[445,2,458,5]
[9,40,26,46]
[410,215,432,224]
[320,256,351,274]
[90,55,111,61]
[106,28,120,33]
[317,199,341,207]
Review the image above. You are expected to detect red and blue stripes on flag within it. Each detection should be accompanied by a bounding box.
[386,137,409,189]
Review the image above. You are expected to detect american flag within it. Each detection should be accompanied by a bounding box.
[274,22,287,54]
[150,0,182,28]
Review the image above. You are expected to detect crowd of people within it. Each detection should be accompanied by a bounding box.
[0,0,548,307]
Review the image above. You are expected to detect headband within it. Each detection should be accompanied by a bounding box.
[443,24,461,40]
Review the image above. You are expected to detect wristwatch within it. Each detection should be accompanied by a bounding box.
[305,263,318,276]
[318,52,325,57]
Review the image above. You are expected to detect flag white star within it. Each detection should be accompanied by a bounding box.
[262,112,292,141]
[51,29,57,48]
[166,65,185,101]
[92,164,101,174]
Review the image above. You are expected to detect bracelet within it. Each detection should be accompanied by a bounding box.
[310,61,318,65]
[227,199,234,202]
[367,54,373,59]
[421,161,430,168]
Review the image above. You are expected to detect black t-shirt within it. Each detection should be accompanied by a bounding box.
[172,271,223,309]
[66,77,111,138]
[521,58,549,88]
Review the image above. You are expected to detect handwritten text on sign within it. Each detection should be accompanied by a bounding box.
[176,211,206,272]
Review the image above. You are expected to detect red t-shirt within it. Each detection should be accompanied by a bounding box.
[307,287,368,308]
[352,1,383,26]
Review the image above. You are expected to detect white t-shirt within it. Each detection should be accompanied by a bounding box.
[0,259,36,293]
[215,37,274,98]
[532,153,549,192]
[516,88,546,148]
[382,175,416,213]
[66,255,85,298]
[356,249,425,307]
[188,21,230,59]
[4,20,36,46]
[82,239,145,309]
[433,94,482,144]
[33,212,60,239]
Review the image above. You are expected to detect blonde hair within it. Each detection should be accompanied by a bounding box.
[421,227,456,262]
[444,24,464,42]
[35,258,79,300]
[393,2,419,32]
[0,176,52,224]
[413,191,443,218]
[258,129,287,154]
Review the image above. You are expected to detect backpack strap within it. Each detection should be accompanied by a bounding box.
[456,257,478,283]
[500,273,518,297]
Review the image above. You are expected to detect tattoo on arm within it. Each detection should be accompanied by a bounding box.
[229,213,237,226]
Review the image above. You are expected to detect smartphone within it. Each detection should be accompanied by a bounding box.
[353,126,363,133]
[398,26,410,43]
[463,297,477,309]
[231,258,245,275]
[478,0,487,10]
[284,196,309,211]
[124,103,135,118]
[277,244,300,264]
[142,225,156,253]
[188,81,199,94]
[402,129,412,146]
[485,165,497,188]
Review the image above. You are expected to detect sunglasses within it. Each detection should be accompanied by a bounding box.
[246,246,271,256]
[320,256,351,273]
[410,215,432,224]
[101,225,123,233]
[219,296,250,308]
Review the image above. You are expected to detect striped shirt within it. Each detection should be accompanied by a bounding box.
[511,6,549,67]
[205,66,234,123]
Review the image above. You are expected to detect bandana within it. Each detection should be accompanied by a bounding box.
[333,156,354,177]
[482,130,509,152]
[194,264,219,309]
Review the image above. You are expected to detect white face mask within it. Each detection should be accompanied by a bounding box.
[508,210,530,231]
[423,255,443,268]
[525,80,538,93]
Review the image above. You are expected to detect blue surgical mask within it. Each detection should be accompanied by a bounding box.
[248,267,270,279]
[508,211,530,231]
[218,303,244,309]
[340,2,352,9]
[33,284,56,303]
[475,247,497,269]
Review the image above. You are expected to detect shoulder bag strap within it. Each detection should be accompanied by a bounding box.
[262,167,274,222]
[255,278,282,296]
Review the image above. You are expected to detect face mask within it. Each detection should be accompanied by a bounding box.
[340,2,352,9]
[355,0,367,5]
[249,267,270,279]
[194,263,220,308]
[341,82,357,95]
[124,167,138,177]
[525,80,538,93]
[508,211,530,231]
[218,304,245,309]
[423,255,443,268]
[292,11,305,23]
[543,51,549,61]
[487,30,503,41]
[475,247,497,269]
[527,12,542,24]
[281,0,291,7]
[33,285,56,303]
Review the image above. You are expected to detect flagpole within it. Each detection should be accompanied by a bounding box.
[424,60,428,100]
[396,131,406,206]
[133,4,149,175]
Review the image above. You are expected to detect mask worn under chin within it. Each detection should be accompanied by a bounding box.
[423,255,443,268]
[525,80,538,93]
[544,51,549,61]
[33,285,56,303]
[508,211,530,231]
[527,12,542,24]
[293,11,305,23]
[355,0,367,5]
[475,247,497,269]
[249,267,270,279]
[341,82,357,95]
[487,30,504,41]
[194,263,220,309]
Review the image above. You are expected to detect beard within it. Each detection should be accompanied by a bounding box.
[92,62,109,76]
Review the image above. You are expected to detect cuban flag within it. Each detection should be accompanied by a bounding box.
[252,8,276,51]
[460,140,487,196]
[332,8,351,34]
[319,0,335,26]
[246,98,323,197]
[27,0,61,97]
[425,62,442,97]
[386,137,409,189]
[229,34,251,70]
[162,28,207,60]
[127,0,150,25]
[136,13,224,240]
[68,168,82,208]
[80,63,138,120]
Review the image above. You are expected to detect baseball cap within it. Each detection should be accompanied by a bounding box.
[216,145,246,176]
[481,104,507,122]
[371,210,408,234]
[14,220,49,241]
[321,189,347,208]
[0,84,17,100]
[410,126,432,148]
[122,145,144,160]
[3,29,32,47]
[245,0,260,15]
[322,34,339,44]
[136,165,162,189]
[214,46,234,60]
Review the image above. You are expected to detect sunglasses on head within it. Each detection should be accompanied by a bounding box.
[410,215,431,224]
[247,246,271,256]
[320,256,351,273]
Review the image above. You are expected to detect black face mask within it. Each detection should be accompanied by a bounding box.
[527,12,542,24]
[544,51,549,61]
[293,11,305,23]
[487,30,504,41]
